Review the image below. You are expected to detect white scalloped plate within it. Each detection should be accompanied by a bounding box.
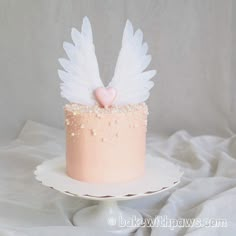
[34,156,183,200]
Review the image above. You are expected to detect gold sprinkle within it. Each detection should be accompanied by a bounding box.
[65,119,70,125]
[71,133,75,136]
[91,129,96,136]
[80,124,85,129]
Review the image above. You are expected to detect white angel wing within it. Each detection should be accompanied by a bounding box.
[109,20,156,106]
[58,17,104,105]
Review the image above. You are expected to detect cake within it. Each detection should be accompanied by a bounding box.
[58,17,156,183]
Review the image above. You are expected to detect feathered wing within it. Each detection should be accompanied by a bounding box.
[58,17,104,105]
[109,20,156,106]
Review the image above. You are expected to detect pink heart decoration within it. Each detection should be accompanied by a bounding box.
[94,87,117,108]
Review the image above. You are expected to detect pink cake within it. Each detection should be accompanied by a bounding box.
[65,103,148,183]
[58,17,156,184]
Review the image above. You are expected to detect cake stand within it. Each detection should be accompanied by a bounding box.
[34,156,183,234]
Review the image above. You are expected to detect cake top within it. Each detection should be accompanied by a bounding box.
[58,17,156,108]
[64,103,148,115]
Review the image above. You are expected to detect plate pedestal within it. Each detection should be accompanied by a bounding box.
[73,200,143,233]
[34,157,183,233]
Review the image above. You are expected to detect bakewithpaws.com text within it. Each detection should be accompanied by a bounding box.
[107,215,228,229]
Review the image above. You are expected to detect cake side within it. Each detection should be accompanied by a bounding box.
[65,103,148,183]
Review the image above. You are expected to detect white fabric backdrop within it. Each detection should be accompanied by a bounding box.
[0,0,235,142]
[0,120,235,236]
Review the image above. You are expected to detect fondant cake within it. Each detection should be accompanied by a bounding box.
[65,103,148,183]
[58,17,156,183]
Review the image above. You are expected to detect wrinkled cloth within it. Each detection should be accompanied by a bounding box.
[0,120,235,236]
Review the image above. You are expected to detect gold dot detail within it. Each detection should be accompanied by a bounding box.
[91,129,96,136]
